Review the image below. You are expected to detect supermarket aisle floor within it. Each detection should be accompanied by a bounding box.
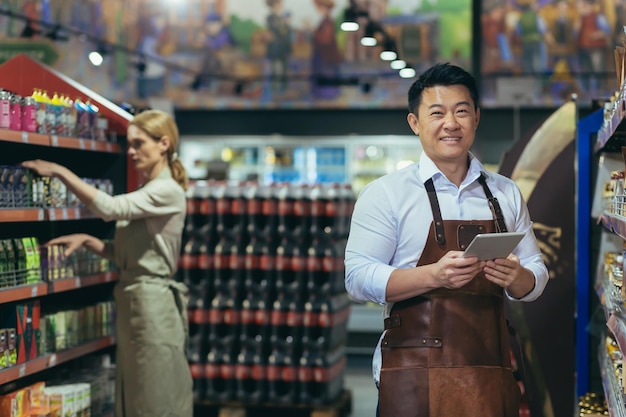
[345,355,378,417]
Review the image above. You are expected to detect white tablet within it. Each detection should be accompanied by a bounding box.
[462,232,525,261]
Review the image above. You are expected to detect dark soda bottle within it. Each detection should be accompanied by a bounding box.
[236,347,267,403]
[261,183,279,238]
[275,238,306,297]
[267,346,298,404]
[306,237,342,297]
[213,235,246,294]
[298,345,346,404]
[205,348,236,401]
[244,236,276,299]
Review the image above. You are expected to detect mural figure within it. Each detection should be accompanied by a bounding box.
[136,12,169,99]
[482,1,513,98]
[545,0,579,99]
[265,0,292,95]
[195,12,235,91]
[311,0,343,100]
[574,0,611,96]
[515,0,548,75]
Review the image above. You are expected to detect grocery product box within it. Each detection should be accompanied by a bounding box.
[45,386,75,417]
[0,387,31,417]
[16,300,41,363]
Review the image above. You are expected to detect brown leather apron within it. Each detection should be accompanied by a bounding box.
[378,176,521,417]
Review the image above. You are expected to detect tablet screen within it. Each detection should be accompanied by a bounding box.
[462,232,525,261]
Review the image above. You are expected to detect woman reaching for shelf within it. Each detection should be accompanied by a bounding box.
[22,109,193,417]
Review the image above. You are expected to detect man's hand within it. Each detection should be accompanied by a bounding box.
[432,251,484,289]
[483,253,535,298]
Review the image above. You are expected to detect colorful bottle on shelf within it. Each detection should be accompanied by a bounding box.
[0,90,11,129]
[9,94,21,131]
[50,92,65,136]
[64,95,76,138]
[41,90,56,135]
[21,95,37,133]
[74,97,90,139]
[32,89,45,134]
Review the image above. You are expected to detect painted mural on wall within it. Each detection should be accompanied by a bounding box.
[0,0,472,109]
[480,0,626,107]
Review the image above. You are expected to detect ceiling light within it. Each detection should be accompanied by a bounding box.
[391,59,407,70]
[341,21,359,31]
[88,51,104,66]
[399,67,416,79]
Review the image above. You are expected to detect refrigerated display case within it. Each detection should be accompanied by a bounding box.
[179,135,423,195]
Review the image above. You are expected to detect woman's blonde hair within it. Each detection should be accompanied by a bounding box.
[129,109,189,190]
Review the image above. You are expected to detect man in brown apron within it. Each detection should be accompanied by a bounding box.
[344,63,548,417]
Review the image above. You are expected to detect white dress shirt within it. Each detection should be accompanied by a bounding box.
[344,152,549,383]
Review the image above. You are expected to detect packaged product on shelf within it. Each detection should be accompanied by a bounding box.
[63,95,76,138]
[1,165,13,208]
[45,386,75,417]
[74,98,90,139]
[0,89,11,129]
[12,166,32,208]
[16,301,41,363]
[26,381,48,412]
[0,387,31,417]
[2,239,17,287]
[85,101,98,138]
[23,237,41,283]
[33,89,47,134]
[6,328,17,366]
[53,311,66,351]
[42,91,56,136]
[0,329,6,369]
[21,95,36,133]
[95,116,108,142]
[50,93,65,137]
[0,239,12,288]
[13,238,28,285]
[9,94,21,131]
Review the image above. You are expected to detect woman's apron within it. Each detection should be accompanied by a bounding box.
[113,217,193,417]
[378,176,521,417]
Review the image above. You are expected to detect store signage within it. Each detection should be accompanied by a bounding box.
[0,39,59,65]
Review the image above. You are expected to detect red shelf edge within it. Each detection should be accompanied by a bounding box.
[0,208,45,222]
[49,271,118,293]
[0,130,50,146]
[0,283,48,303]
[0,129,120,154]
[0,207,99,223]
[0,336,115,385]
[46,207,96,221]
[50,136,120,153]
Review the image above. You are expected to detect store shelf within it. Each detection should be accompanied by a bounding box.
[608,314,626,358]
[49,135,120,153]
[0,130,50,146]
[46,207,96,221]
[597,266,623,321]
[0,336,115,386]
[0,129,121,153]
[0,208,45,222]
[0,207,98,223]
[599,343,626,417]
[0,272,118,303]
[48,271,117,293]
[0,282,48,303]
[595,91,626,153]
[602,213,626,241]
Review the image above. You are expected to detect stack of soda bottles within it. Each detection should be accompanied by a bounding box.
[180,180,356,405]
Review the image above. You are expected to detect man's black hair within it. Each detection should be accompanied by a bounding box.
[407,63,479,114]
